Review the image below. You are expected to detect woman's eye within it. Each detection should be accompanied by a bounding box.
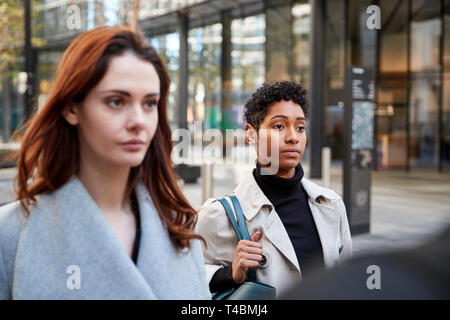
[107,98,123,108]
[272,124,283,130]
[144,101,157,109]
[298,125,305,132]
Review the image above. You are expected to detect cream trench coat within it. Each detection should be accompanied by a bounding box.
[197,169,353,297]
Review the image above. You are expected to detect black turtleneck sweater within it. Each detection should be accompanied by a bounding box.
[253,162,324,276]
[209,163,324,293]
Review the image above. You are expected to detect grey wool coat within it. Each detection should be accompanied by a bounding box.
[0,176,211,300]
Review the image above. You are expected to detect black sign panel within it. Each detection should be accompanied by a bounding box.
[344,66,375,235]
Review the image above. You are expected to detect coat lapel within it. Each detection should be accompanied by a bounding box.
[308,200,340,268]
[232,172,342,275]
[233,171,300,272]
[118,182,211,299]
[302,178,341,268]
[262,208,301,272]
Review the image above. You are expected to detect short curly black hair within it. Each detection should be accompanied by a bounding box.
[244,81,309,130]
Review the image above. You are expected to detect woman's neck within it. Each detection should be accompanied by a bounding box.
[77,155,131,215]
[253,161,304,199]
[257,160,296,178]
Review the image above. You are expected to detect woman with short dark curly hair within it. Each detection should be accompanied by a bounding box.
[198,81,352,298]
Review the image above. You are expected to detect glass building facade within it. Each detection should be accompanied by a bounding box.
[0,0,449,172]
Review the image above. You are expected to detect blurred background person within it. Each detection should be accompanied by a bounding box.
[281,225,450,299]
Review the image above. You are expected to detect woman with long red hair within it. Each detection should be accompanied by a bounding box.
[0,26,210,299]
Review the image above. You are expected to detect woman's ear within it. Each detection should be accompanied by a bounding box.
[62,102,80,126]
[245,123,258,145]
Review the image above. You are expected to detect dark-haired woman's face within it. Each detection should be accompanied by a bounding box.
[64,51,160,170]
[251,100,306,178]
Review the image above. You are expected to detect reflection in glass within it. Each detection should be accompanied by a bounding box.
[376,0,408,169]
[265,3,292,82]
[37,50,63,109]
[292,2,311,91]
[34,0,122,39]
[188,24,222,130]
[443,0,450,169]
[323,0,344,161]
[230,14,265,129]
[139,0,207,19]
[409,0,441,169]
[150,33,180,127]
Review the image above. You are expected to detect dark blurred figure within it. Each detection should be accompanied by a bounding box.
[282,226,450,299]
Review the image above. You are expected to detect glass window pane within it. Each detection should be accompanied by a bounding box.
[139,0,208,19]
[292,2,311,92]
[409,0,441,169]
[443,0,450,169]
[188,24,222,129]
[323,0,344,160]
[230,14,265,129]
[265,3,292,82]
[150,33,180,128]
[376,0,408,169]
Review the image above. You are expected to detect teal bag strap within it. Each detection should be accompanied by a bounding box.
[229,195,251,240]
[218,195,256,282]
[218,197,243,240]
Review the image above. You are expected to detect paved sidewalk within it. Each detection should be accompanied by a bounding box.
[0,168,17,205]
[182,163,450,257]
[1,164,449,258]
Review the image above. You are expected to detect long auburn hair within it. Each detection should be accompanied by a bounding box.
[15,26,204,250]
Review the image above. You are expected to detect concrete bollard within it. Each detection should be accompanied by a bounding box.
[322,147,331,188]
[201,163,213,203]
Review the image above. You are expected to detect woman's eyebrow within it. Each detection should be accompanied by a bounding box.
[269,115,306,121]
[100,89,130,96]
[270,115,288,120]
[144,93,160,98]
[99,89,160,98]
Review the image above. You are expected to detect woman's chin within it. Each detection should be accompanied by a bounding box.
[259,158,300,171]
[110,154,146,169]
[279,158,301,169]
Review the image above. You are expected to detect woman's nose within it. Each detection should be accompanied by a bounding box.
[285,127,299,144]
[126,103,145,131]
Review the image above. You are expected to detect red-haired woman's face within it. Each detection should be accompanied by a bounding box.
[63,51,160,170]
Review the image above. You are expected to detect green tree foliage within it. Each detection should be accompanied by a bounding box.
[0,0,45,83]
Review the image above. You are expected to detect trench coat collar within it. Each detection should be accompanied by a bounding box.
[231,168,342,273]
[232,170,273,221]
[233,169,341,221]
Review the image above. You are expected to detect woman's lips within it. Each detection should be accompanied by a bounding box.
[281,149,300,157]
[121,140,145,151]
